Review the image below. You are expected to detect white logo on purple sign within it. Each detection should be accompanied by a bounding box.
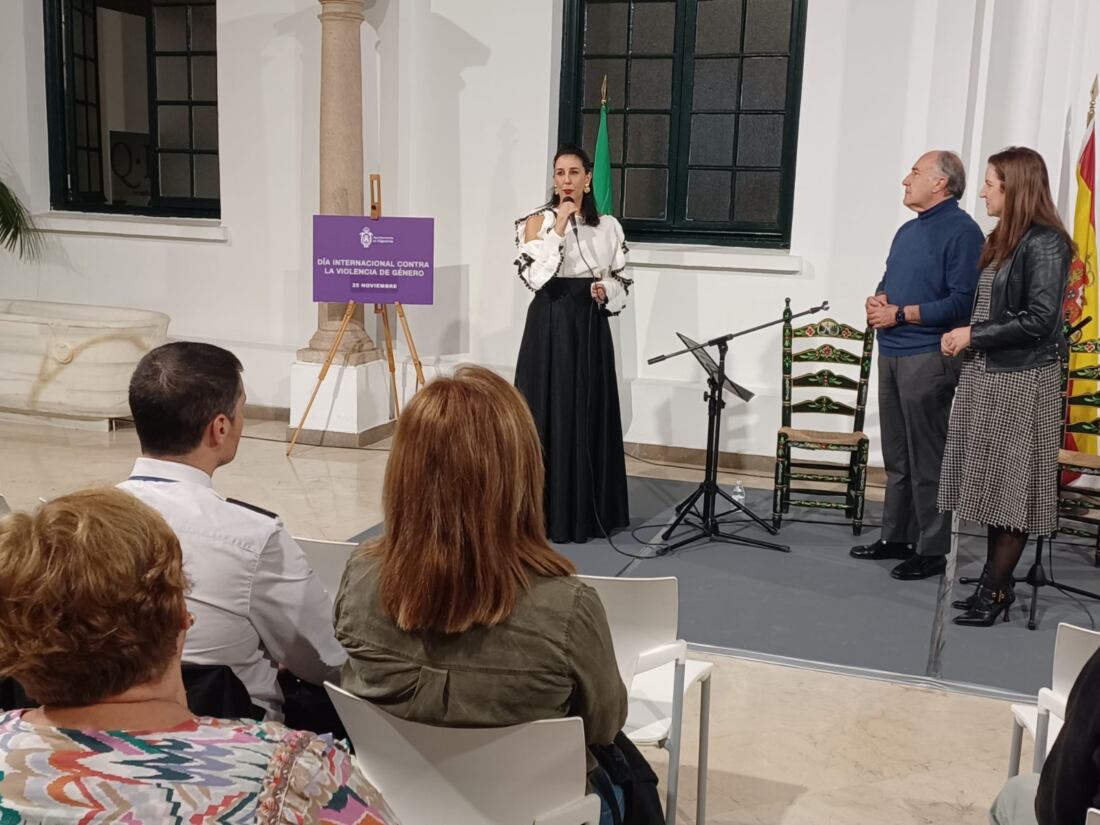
[359,226,375,248]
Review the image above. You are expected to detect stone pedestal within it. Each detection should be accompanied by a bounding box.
[288,361,394,447]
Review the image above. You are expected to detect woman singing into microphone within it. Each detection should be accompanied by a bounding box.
[513,145,631,544]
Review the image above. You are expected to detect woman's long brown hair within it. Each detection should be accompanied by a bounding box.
[368,365,575,633]
[979,146,1074,269]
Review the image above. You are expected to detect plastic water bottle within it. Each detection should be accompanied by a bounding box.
[730,480,746,504]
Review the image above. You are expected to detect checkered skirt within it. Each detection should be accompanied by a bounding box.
[937,266,1061,533]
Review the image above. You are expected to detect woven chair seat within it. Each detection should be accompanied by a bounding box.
[779,426,866,447]
[1060,449,1100,471]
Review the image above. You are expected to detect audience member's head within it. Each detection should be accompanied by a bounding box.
[0,488,188,707]
[370,365,575,633]
[129,341,245,466]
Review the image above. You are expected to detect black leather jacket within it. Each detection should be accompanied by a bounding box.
[970,224,1072,372]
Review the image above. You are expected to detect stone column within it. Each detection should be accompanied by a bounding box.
[297,0,379,364]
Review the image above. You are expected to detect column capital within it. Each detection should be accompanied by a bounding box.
[318,0,365,24]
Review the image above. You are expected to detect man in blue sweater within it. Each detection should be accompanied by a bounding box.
[851,150,984,579]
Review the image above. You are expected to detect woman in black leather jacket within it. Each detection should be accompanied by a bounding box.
[937,146,1074,626]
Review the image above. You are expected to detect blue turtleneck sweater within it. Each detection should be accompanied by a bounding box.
[875,197,984,357]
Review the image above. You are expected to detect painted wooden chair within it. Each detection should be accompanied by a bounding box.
[772,298,874,535]
[1056,334,1100,564]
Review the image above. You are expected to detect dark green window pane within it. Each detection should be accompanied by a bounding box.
[741,57,787,109]
[86,107,100,149]
[585,2,628,54]
[737,114,783,166]
[695,0,742,55]
[76,149,88,190]
[192,55,217,101]
[157,56,188,100]
[194,154,219,199]
[73,12,85,57]
[744,0,792,53]
[686,170,731,221]
[584,58,625,108]
[76,106,88,145]
[626,114,668,164]
[631,2,676,54]
[87,64,98,104]
[159,152,191,197]
[623,167,667,219]
[89,151,101,192]
[734,170,781,223]
[158,105,190,150]
[155,6,187,51]
[74,58,86,99]
[628,58,672,109]
[583,111,623,164]
[193,105,218,151]
[191,6,217,51]
[689,114,735,165]
[84,11,96,55]
[693,58,739,110]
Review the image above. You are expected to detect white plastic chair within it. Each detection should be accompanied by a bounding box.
[578,575,712,825]
[1087,808,1100,824]
[293,536,356,597]
[325,683,601,825]
[1008,622,1100,777]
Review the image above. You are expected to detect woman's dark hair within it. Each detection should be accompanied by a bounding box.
[979,146,1075,269]
[548,144,600,227]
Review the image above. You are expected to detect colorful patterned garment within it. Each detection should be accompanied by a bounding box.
[0,710,399,824]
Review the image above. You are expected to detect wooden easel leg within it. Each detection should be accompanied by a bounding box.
[394,302,426,388]
[376,303,400,416]
[287,299,356,457]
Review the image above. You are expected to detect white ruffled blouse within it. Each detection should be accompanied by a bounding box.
[513,207,632,314]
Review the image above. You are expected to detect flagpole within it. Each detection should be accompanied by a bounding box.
[1090,75,1098,127]
[601,74,607,106]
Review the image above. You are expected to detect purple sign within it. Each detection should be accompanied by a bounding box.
[313,215,434,304]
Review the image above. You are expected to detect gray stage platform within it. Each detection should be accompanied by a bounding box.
[351,475,1100,697]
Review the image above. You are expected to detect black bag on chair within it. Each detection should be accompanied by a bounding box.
[591,732,664,825]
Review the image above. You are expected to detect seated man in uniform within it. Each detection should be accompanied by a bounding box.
[119,342,346,730]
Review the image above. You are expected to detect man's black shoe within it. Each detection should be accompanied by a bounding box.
[890,554,947,580]
[849,540,913,560]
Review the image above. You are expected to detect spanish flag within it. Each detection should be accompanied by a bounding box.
[1065,115,1097,456]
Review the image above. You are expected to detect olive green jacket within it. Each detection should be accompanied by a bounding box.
[334,551,627,774]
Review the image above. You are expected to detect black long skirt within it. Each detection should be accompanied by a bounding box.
[515,278,630,543]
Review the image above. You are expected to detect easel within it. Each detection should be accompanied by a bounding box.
[287,174,426,456]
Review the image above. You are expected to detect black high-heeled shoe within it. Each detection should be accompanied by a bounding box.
[953,584,1015,627]
[952,564,990,610]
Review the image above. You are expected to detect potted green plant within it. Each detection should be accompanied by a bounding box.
[0,180,43,260]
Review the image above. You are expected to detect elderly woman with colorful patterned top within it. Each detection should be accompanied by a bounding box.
[513,144,631,544]
[0,487,398,824]
[938,147,1074,627]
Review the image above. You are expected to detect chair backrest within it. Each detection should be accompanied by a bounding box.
[1052,622,1100,698]
[325,683,594,825]
[1086,807,1100,825]
[575,575,678,686]
[780,297,874,433]
[1062,336,1100,442]
[293,536,357,597]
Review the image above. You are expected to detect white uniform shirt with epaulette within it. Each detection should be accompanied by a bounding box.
[118,457,347,719]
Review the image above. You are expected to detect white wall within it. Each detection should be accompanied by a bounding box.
[1,0,1098,462]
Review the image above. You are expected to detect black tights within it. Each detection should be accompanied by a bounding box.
[985,526,1028,591]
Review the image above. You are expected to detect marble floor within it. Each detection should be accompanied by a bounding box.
[0,416,1029,823]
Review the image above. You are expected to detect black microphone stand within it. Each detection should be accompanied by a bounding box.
[647,301,829,555]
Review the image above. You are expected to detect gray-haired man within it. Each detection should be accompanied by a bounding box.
[852,151,984,579]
